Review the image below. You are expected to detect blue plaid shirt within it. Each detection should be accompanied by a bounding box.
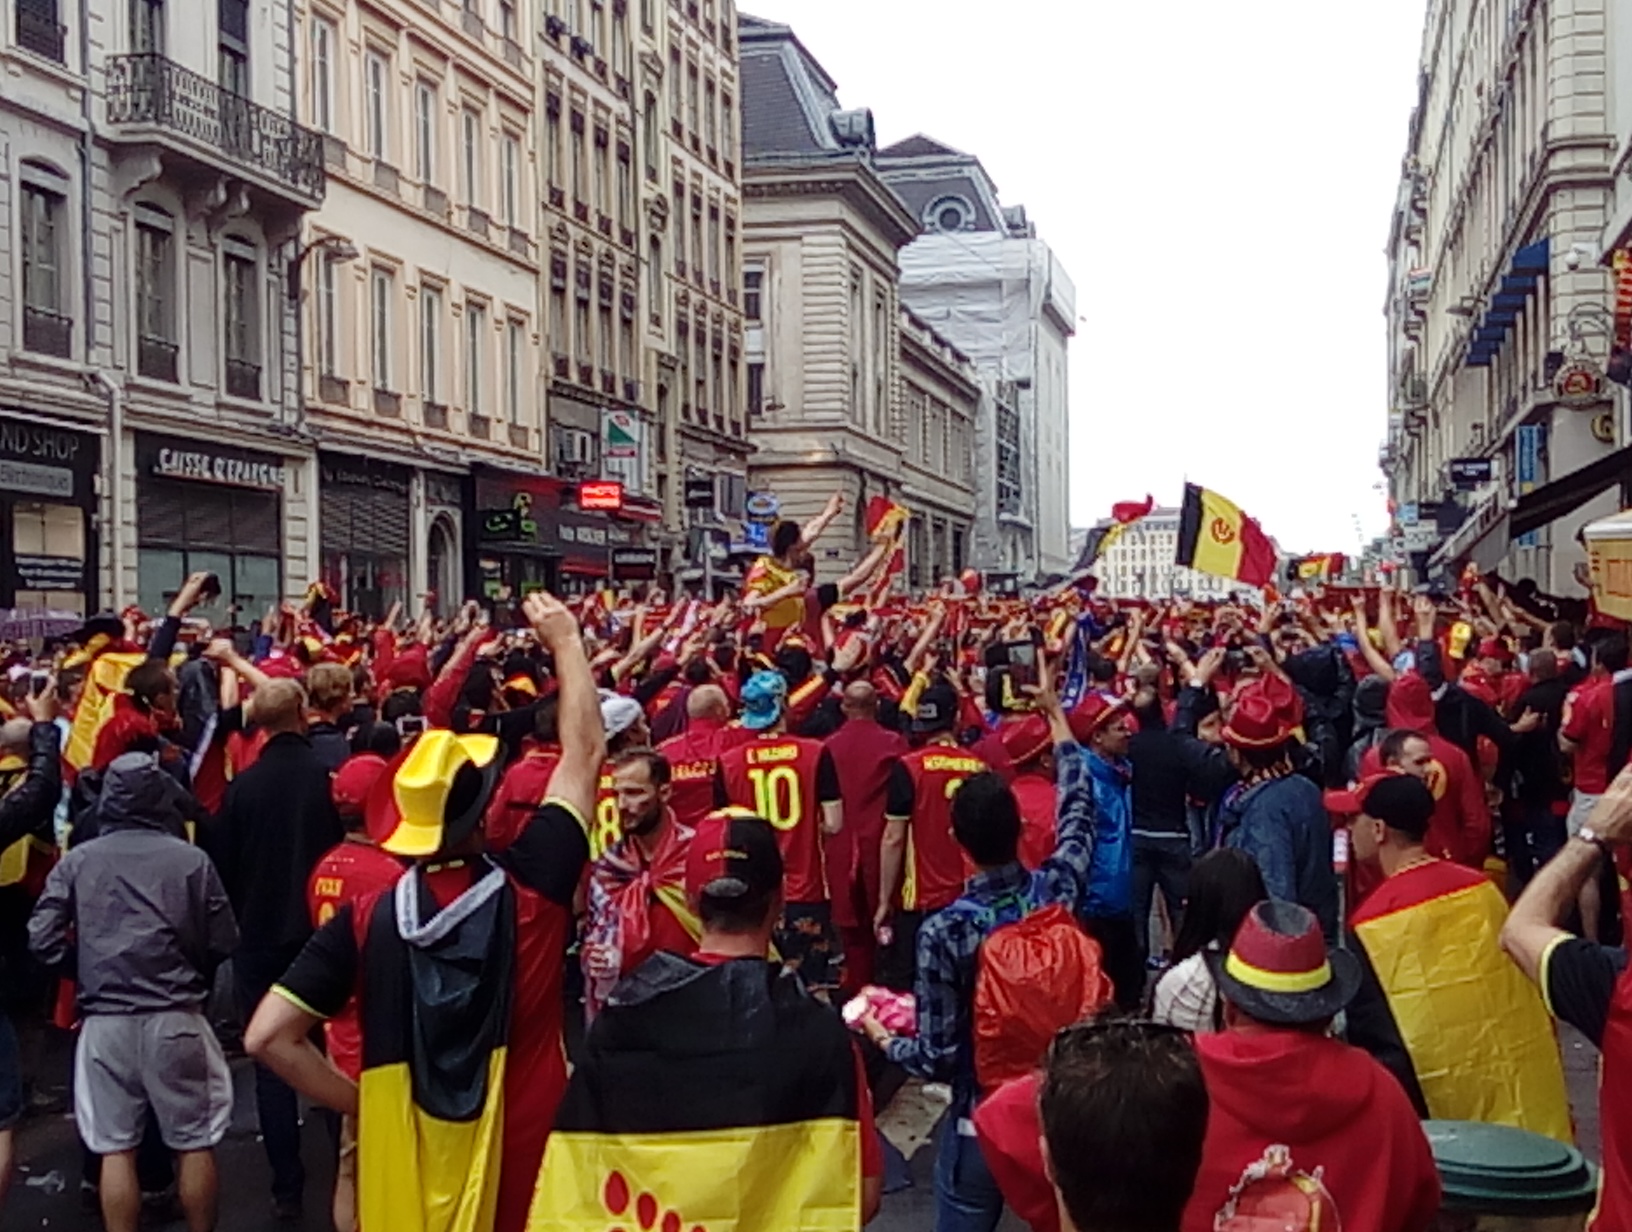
[883,741,1097,1111]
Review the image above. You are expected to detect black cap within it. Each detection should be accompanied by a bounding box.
[686,810,784,902]
[912,680,961,734]
[1362,774,1435,841]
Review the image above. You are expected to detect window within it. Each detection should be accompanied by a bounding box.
[725,221,737,288]
[505,318,523,423]
[996,401,1021,515]
[640,0,652,32]
[21,179,66,341]
[501,132,520,226]
[598,302,613,371]
[465,302,486,412]
[694,331,706,415]
[574,287,591,363]
[499,0,516,41]
[616,146,632,231]
[370,268,394,391]
[619,313,634,380]
[592,1,605,53]
[612,5,626,74]
[690,197,702,277]
[135,207,175,379]
[647,238,662,325]
[707,204,720,284]
[743,266,762,321]
[309,21,338,137]
[570,114,586,202]
[686,62,699,134]
[222,242,259,397]
[365,53,389,159]
[873,290,887,430]
[669,49,682,119]
[593,130,608,215]
[420,286,441,401]
[549,261,568,358]
[704,77,716,151]
[461,108,482,206]
[673,190,685,272]
[546,99,563,186]
[414,82,437,182]
[722,92,735,162]
[727,356,739,423]
[16,0,66,62]
[318,253,341,376]
[848,266,862,422]
[132,0,164,53]
[218,0,248,93]
[642,93,659,181]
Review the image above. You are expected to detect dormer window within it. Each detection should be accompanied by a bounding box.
[926,195,973,233]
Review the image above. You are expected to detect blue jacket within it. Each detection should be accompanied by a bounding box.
[1220,773,1337,939]
[1083,751,1133,918]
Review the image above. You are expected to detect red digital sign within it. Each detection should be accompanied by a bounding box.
[578,480,624,511]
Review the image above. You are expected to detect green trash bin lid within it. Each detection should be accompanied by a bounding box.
[1425,1120,1599,1215]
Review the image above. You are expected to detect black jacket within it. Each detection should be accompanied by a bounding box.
[213,731,343,951]
[307,721,350,774]
[0,723,61,852]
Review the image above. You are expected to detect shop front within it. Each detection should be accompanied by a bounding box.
[470,467,613,603]
[0,412,100,616]
[135,433,286,624]
[319,454,412,619]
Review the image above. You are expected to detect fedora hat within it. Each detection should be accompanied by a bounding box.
[1221,687,1295,750]
[368,729,503,858]
[1208,900,1360,1025]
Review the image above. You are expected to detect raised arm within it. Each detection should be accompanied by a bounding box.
[525,592,605,823]
[798,491,845,552]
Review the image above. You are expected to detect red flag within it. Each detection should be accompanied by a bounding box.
[1111,494,1155,525]
[864,495,910,540]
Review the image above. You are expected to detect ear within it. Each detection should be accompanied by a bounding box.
[1039,1130,1056,1187]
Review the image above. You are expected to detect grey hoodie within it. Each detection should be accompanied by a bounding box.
[29,753,239,1015]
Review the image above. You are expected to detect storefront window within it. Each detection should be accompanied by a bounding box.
[13,500,87,615]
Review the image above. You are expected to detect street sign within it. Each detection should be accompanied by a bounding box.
[1402,523,1438,551]
[578,480,624,511]
[1448,458,1493,489]
[684,476,715,509]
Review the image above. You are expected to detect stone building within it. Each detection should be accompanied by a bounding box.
[2,0,325,619]
[1382,0,1619,593]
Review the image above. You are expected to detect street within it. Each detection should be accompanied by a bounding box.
[1,1017,1603,1231]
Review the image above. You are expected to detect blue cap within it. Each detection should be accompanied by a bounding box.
[741,670,788,731]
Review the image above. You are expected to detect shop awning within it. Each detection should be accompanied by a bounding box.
[1509,442,1632,541]
[1466,238,1549,369]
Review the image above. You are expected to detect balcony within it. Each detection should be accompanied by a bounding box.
[467,206,490,239]
[423,400,448,430]
[373,388,401,417]
[105,54,325,206]
[319,373,349,405]
[225,357,261,400]
[469,413,491,440]
[372,159,399,196]
[507,423,529,449]
[22,307,72,358]
[137,335,178,382]
[423,184,448,217]
[507,226,530,257]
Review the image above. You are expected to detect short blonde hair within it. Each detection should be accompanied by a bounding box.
[250,678,308,734]
[305,662,353,714]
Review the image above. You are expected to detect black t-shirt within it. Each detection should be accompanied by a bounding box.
[1511,678,1571,804]
[1543,935,1628,1048]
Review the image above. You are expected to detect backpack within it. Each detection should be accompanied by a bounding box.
[959,890,1115,1093]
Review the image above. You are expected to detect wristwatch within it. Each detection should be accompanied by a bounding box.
[1576,825,1613,852]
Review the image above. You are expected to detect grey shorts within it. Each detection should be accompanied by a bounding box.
[74,1010,233,1155]
[1568,790,1602,838]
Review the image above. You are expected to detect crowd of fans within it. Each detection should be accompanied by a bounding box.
[0,497,1624,1232]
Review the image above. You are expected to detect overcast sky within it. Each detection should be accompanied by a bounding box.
[740,0,1427,555]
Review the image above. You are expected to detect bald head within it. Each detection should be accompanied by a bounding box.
[841,681,878,721]
[687,684,729,722]
[0,717,32,754]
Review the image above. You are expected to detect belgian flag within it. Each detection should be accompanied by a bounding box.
[530,955,863,1230]
[1175,483,1277,587]
[1351,860,1571,1143]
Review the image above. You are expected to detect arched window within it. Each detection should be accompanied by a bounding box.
[924,195,974,234]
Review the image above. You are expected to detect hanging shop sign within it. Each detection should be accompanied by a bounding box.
[744,492,780,524]
[1556,357,1606,408]
[1447,458,1494,490]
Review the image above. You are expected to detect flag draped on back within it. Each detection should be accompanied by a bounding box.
[1175,484,1276,587]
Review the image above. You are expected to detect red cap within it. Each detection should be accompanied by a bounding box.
[1322,771,1403,816]
[332,754,389,827]
[1067,694,1126,746]
[685,808,783,902]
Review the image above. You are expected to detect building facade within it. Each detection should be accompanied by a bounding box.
[1088,509,1237,601]
[1382,0,1619,594]
[633,0,749,592]
[877,136,1075,583]
[736,14,923,572]
[898,308,977,588]
[2,0,325,622]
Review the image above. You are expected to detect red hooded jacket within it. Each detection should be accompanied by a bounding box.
[1360,673,1491,867]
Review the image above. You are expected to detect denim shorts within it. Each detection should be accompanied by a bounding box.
[0,1012,21,1132]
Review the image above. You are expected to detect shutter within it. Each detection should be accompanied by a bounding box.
[230,489,281,556]
[137,479,190,548]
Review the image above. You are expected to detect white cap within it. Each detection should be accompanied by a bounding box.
[598,690,645,739]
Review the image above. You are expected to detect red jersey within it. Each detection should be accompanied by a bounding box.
[1360,735,1491,867]
[305,837,403,1080]
[658,719,731,829]
[823,719,909,928]
[887,742,987,912]
[1010,771,1057,871]
[717,734,840,904]
[483,744,561,852]
[1564,674,1617,794]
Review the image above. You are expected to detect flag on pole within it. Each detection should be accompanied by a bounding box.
[1175,483,1277,587]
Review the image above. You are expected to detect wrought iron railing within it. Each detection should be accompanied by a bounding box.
[23,307,72,358]
[225,357,261,400]
[105,53,325,203]
[137,335,178,382]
